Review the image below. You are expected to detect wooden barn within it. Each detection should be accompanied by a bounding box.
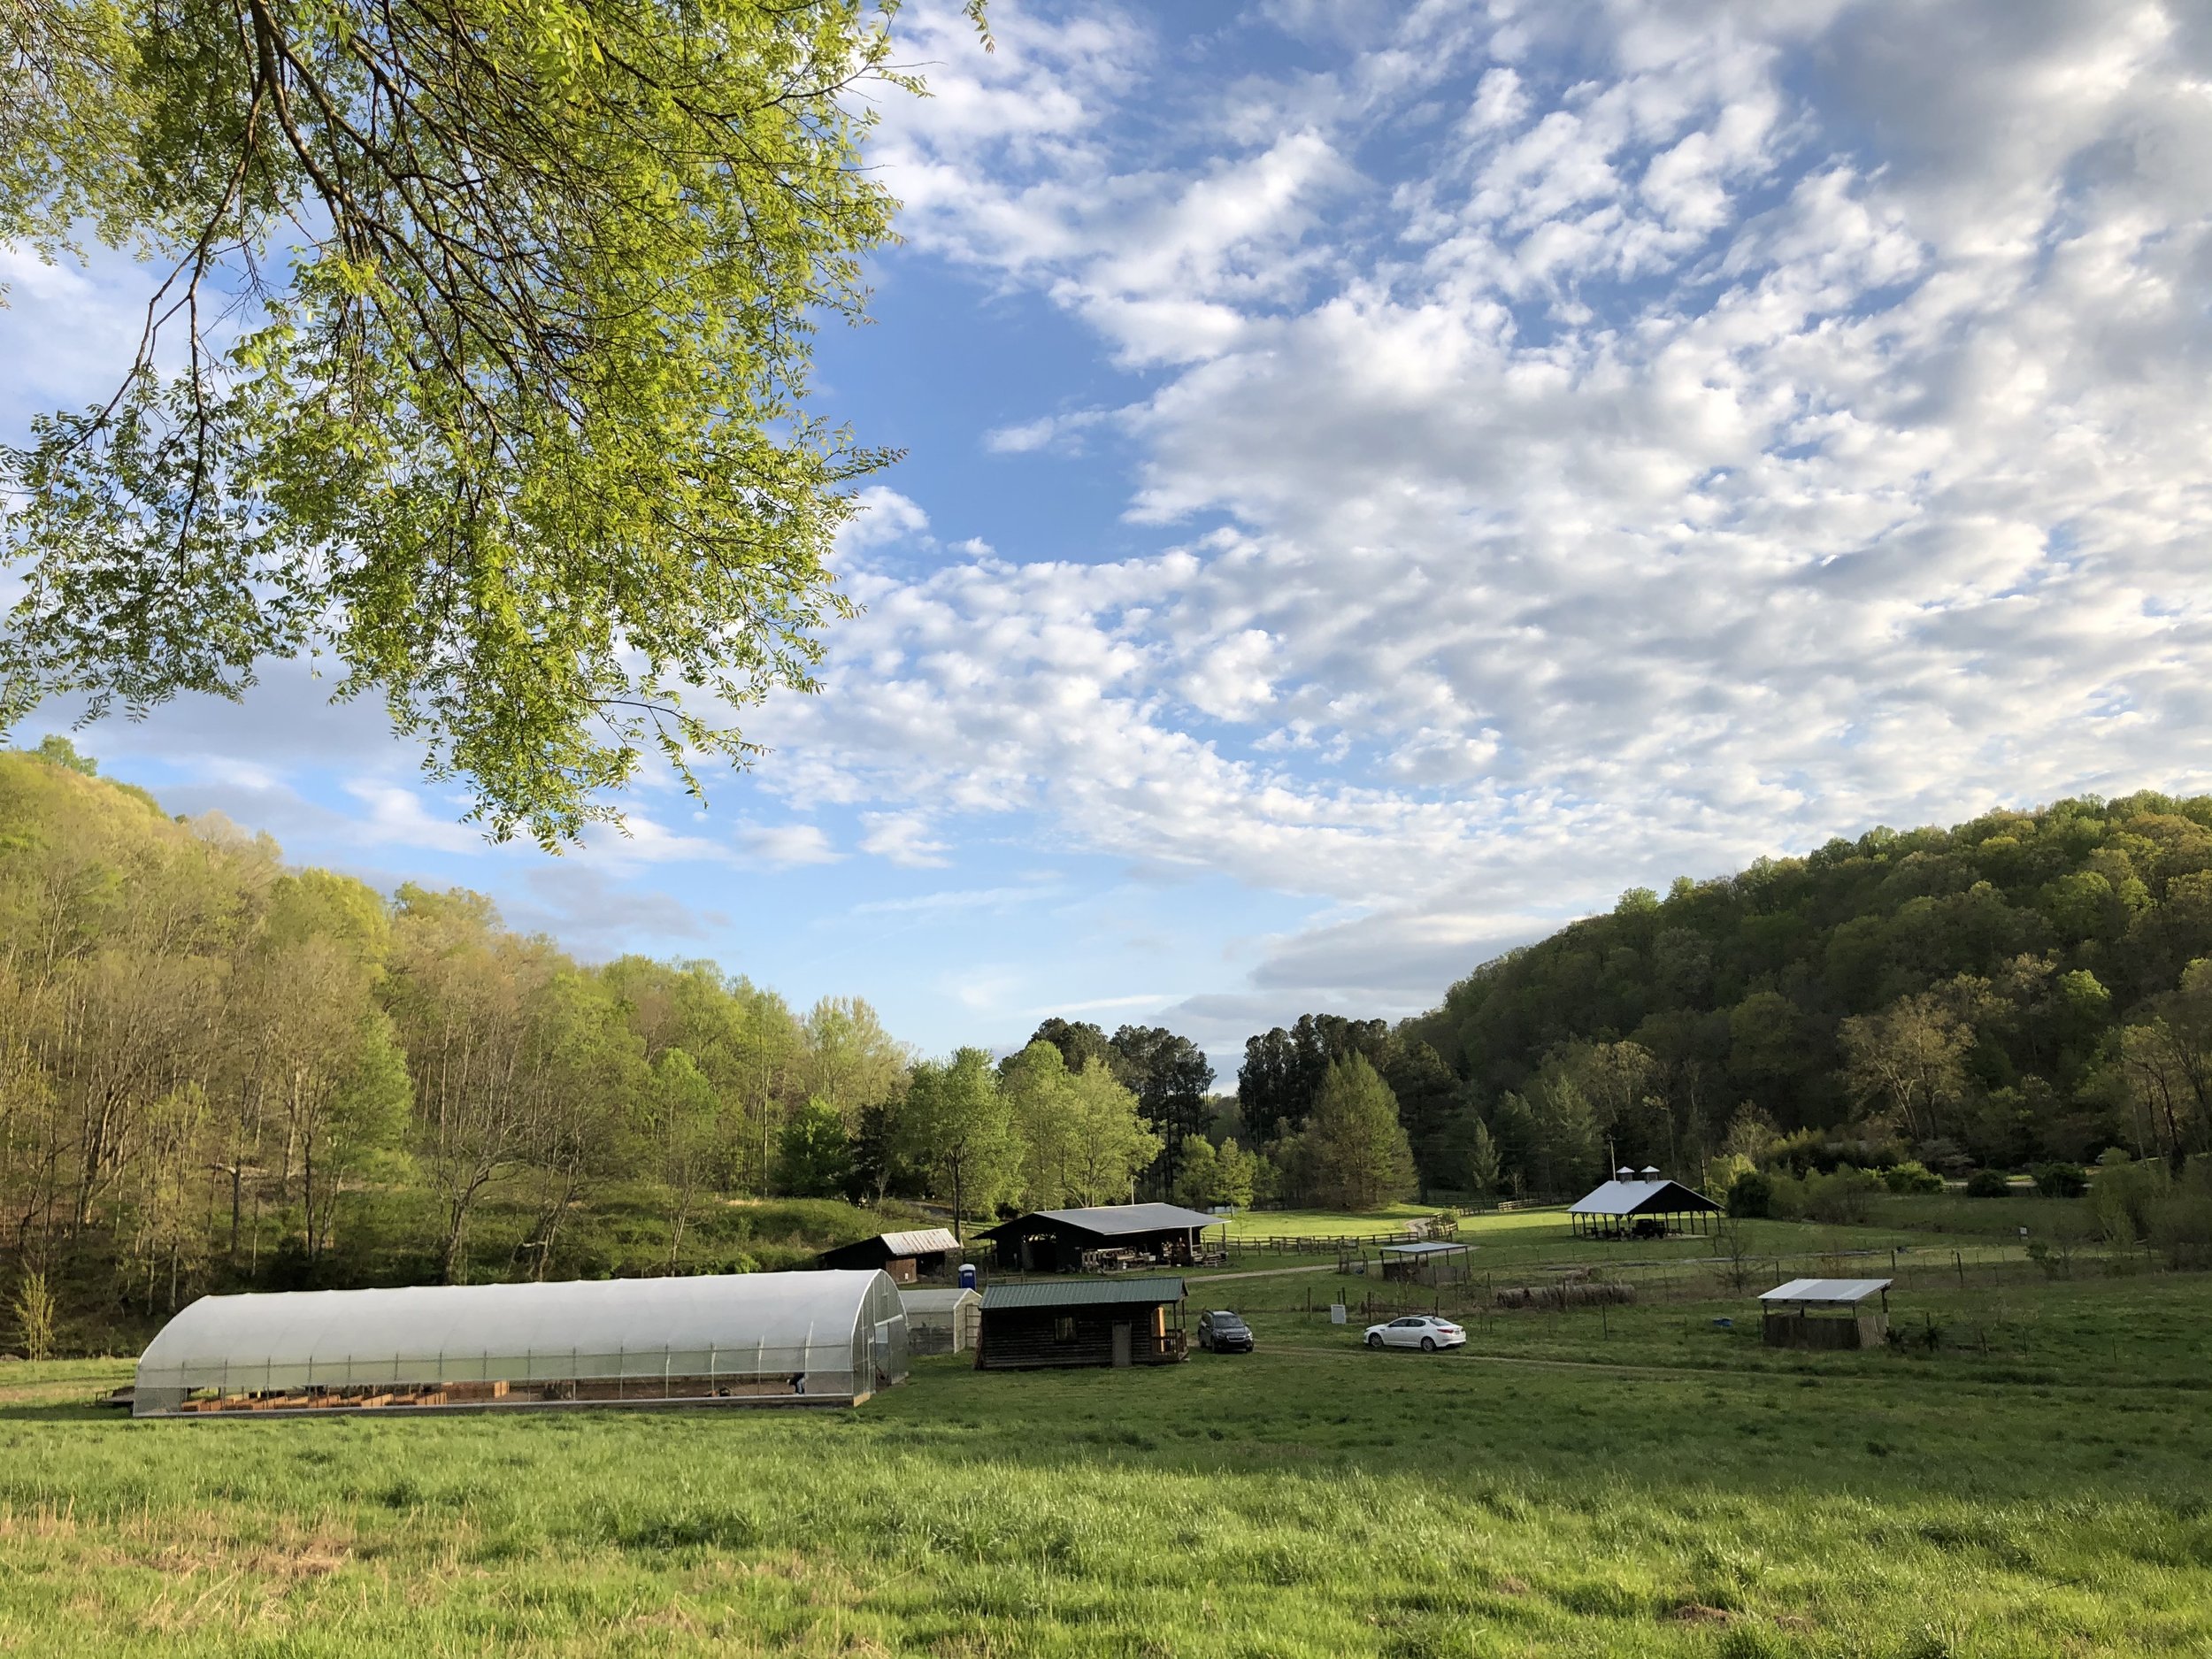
[1567,1169,1724,1239]
[972,1204,1225,1272]
[1758,1277,1893,1349]
[974,1277,1188,1371]
[816,1227,962,1284]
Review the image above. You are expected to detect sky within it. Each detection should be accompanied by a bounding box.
[3,0,2211,1079]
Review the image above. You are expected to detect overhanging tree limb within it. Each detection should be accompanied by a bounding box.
[0,0,987,845]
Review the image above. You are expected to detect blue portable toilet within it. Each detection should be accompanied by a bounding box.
[958,1263,978,1291]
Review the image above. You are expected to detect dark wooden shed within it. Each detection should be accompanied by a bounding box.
[974,1277,1188,1371]
[815,1228,962,1284]
[971,1205,1225,1272]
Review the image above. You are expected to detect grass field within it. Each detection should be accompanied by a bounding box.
[4,1257,2210,1655]
[1217,1202,1453,1240]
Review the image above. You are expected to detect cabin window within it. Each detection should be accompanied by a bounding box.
[1055,1317,1077,1342]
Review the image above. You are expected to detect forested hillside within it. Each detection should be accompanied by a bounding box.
[1371,796,2212,1194]
[0,744,1221,1351]
[0,744,932,1348]
[1304,793,2212,1197]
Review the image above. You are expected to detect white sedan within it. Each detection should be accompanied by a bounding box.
[1363,1315,1465,1352]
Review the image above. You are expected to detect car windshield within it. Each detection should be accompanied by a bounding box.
[1210,1312,1239,1322]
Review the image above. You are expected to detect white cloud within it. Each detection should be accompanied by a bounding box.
[858,810,952,868]
[735,822,841,867]
[15,0,2212,1040]
[342,783,488,856]
[749,0,2212,1016]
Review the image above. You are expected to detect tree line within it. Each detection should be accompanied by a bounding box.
[0,745,1271,1336]
[1231,793,2212,1204]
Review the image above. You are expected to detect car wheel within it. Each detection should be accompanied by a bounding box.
[1366,1333,1383,1348]
[1420,1337,1436,1352]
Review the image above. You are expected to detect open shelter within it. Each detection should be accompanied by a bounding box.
[133,1270,910,1417]
[900,1286,982,1356]
[975,1277,1187,1370]
[1568,1170,1724,1239]
[1758,1277,1892,1349]
[817,1227,961,1283]
[972,1204,1226,1272]
[1379,1240,1473,1285]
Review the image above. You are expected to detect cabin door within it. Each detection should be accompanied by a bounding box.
[1111,1324,1133,1368]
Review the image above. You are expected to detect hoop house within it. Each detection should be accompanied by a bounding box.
[133,1270,909,1417]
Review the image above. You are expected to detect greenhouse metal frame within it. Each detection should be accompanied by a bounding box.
[133,1269,909,1417]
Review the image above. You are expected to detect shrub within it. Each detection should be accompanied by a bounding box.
[1884,1160,1944,1195]
[1805,1164,1882,1225]
[7,1271,56,1362]
[1964,1169,2013,1197]
[1725,1170,1772,1218]
[2031,1162,2088,1199]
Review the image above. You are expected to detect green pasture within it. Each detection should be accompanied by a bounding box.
[4,1270,2210,1655]
[1216,1202,1451,1240]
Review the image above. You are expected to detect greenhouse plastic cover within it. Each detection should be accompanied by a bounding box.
[134,1269,907,1405]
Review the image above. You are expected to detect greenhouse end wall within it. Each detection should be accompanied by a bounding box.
[134,1269,910,1417]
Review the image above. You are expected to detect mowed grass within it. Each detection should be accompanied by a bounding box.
[6,1279,2212,1655]
[1218,1202,1451,1240]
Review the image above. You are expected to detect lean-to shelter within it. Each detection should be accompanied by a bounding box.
[1758,1277,1893,1349]
[133,1269,908,1417]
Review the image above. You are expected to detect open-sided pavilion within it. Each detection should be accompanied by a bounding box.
[1567,1169,1724,1239]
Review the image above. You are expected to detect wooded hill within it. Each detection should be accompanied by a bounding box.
[1348,793,2212,1194]
[0,743,1222,1353]
[0,742,932,1348]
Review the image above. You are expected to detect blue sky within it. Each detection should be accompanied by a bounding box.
[4,0,2212,1078]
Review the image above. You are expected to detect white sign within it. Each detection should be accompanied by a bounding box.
[1330,1303,1347,1325]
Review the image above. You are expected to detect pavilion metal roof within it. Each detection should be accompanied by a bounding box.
[974,1204,1225,1240]
[979,1276,1187,1310]
[1758,1277,1893,1308]
[1568,1178,1723,1216]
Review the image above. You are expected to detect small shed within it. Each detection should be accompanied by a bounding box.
[901,1286,982,1356]
[972,1204,1226,1272]
[975,1276,1187,1370]
[1568,1171,1723,1239]
[817,1227,962,1284]
[1758,1278,1892,1349]
[1379,1241,1473,1285]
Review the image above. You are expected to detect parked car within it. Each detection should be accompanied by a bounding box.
[1197,1310,1255,1353]
[1363,1314,1464,1352]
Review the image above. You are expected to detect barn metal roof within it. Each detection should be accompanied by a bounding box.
[974,1204,1225,1240]
[980,1276,1187,1310]
[1759,1277,1892,1307]
[874,1228,960,1256]
[1568,1178,1722,1216]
